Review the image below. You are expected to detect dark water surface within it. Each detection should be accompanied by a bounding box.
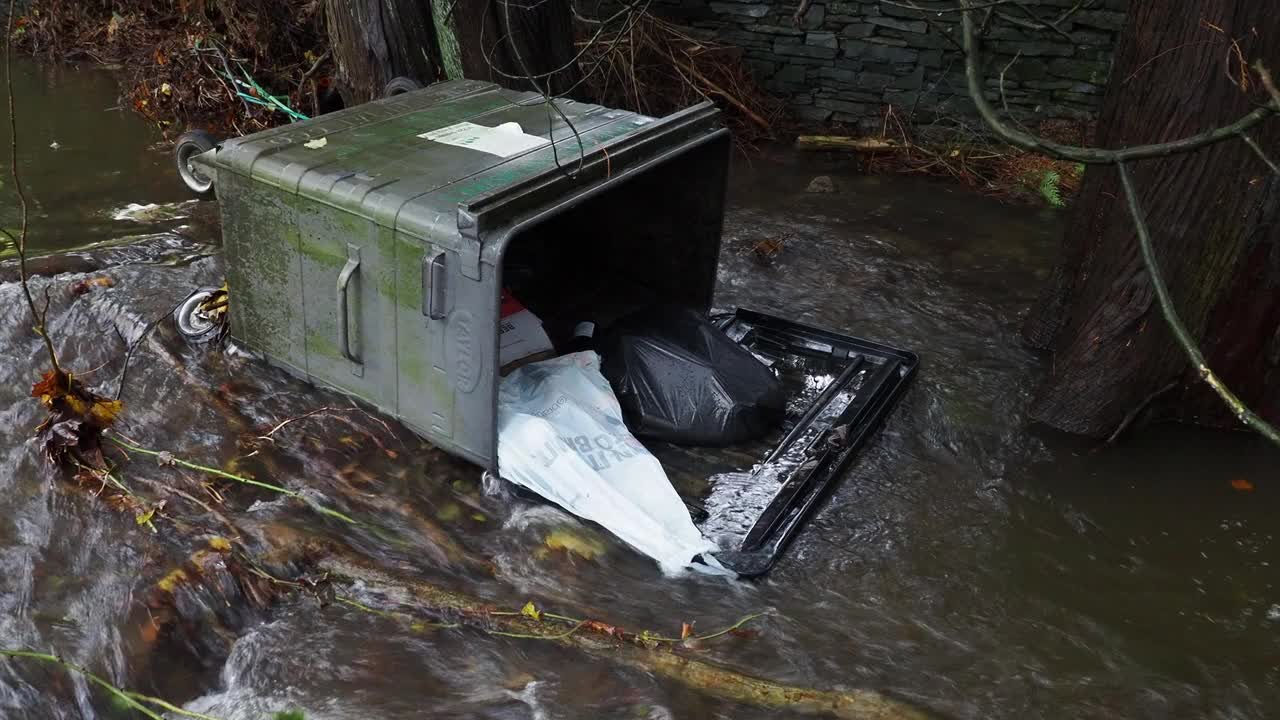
[1,60,1277,720]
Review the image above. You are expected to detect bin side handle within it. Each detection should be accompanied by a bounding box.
[422,252,448,320]
[337,244,362,371]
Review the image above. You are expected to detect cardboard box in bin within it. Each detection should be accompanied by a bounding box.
[499,289,554,374]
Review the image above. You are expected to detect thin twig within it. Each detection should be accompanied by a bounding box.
[1238,132,1280,175]
[1102,380,1179,446]
[0,650,173,720]
[6,0,61,375]
[294,47,330,101]
[1116,163,1280,446]
[115,297,186,401]
[104,434,359,524]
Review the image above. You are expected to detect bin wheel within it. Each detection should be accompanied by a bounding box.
[175,286,226,344]
[382,76,422,98]
[175,130,218,198]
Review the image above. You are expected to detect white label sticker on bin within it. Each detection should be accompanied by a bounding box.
[418,122,550,158]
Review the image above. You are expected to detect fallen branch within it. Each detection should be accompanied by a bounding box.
[1116,164,1280,446]
[321,557,932,720]
[671,56,770,130]
[796,135,900,152]
[0,649,220,720]
[959,9,1277,164]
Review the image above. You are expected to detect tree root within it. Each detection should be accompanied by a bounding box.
[319,556,933,720]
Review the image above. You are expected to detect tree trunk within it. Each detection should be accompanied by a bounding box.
[323,0,442,105]
[324,0,582,105]
[434,0,583,95]
[1025,0,1280,437]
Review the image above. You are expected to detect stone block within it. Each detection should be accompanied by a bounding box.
[775,37,839,59]
[792,106,834,122]
[754,24,804,35]
[1048,57,1110,83]
[709,2,769,17]
[841,39,919,64]
[891,66,925,90]
[991,40,1076,58]
[1072,10,1127,31]
[815,96,874,114]
[801,3,825,29]
[807,31,839,48]
[1021,79,1075,90]
[774,64,807,84]
[867,16,927,33]
[866,34,910,47]
[841,23,876,38]
[858,71,896,87]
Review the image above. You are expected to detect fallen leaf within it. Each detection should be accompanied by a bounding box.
[584,620,627,640]
[160,82,172,96]
[31,370,67,405]
[304,137,328,149]
[680,622,695,640]
[155,568,188,594]
[543,528,606,561]
[521,601,541,622]
[69,276,115,296]
[135,507,157,527]
[1231,478,1254,492]
[207,537,232,552]
[435,502,462,523]
[157,451,175,467]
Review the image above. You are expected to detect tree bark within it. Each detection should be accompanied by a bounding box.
[324,0,583,104]
[323,0,442,105]
[1025,0,1280,438]
[435,0,583,95]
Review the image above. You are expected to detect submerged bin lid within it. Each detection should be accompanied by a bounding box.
[206,80,724,260]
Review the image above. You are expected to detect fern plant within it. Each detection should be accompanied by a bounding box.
[1037,170,1064,208]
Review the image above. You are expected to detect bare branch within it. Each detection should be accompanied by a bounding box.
[7,0,62,375]
[959,8,1276,164]
[1257,60,1280,109]
[884,0,1093,27]
[951,2,1280,446]
[995,3,1072,43]
[881,0,1017,13]
[791,0,812,28]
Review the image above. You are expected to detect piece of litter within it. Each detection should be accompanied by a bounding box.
[418,121,549,158]
[49,141,60,150]
[497,351,727,575]
[304,137,328,149]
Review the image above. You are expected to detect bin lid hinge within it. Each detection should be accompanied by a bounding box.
[456,207,483,280]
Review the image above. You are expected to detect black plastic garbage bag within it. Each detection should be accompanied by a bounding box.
[598,306,785,446]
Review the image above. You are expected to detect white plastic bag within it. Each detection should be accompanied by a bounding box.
[497,351,725,575]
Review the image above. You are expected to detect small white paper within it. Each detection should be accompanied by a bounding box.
[418,121,549,158]
[303,137,328,149]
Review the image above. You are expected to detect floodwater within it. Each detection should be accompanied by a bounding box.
[0,59,192,254]
[1,59,1278,720]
